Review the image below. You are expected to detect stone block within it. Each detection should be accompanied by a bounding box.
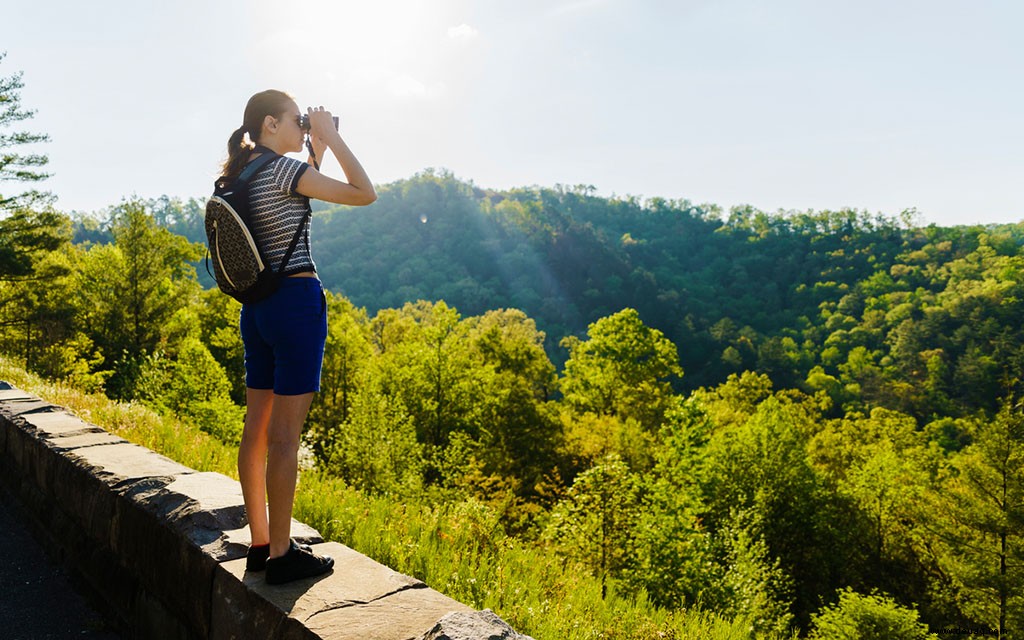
[157,473,252,562]
[0,385,37,401]
[48,431,127,450]
[211,553,314,640]
[1,385,530,640]
[0,408,9,454]
[113,483,214,638]
[248,541,423,616]
[0,412,52,498]
[66,442,194,485]
[131,586,199,640]
[119,501,209,637]
[48,442,190,550]
[74,541,142,627]
[15,477,48,524]
[1,397,62,416]
[47,502,83,558]
[22,410,105,438]
[305,586,474,640]
[0,413,27,482]
[107,471,322,639]
[4,410,103,493]
[18,418,124,494]
[212,541,432,640]
[48,444,124,545]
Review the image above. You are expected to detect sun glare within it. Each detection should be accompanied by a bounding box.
[251,1,476,104]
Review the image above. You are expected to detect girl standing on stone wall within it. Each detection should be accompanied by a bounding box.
[221,89,375,585]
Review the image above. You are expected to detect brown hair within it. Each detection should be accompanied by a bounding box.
[220,89,295,179]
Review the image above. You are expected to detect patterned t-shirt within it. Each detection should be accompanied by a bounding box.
[247,153,314,276]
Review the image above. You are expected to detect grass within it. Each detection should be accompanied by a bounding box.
[0,357,783,640]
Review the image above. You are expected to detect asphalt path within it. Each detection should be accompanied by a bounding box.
[0,484,122,639]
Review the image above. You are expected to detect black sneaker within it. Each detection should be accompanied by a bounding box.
[265,541,334,585]
[246,541,313,572]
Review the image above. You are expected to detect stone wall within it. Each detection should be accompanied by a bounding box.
[0,383,532,640]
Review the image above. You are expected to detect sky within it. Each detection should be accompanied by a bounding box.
[2,0,1022,227]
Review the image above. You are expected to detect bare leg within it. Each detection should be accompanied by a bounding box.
[238,388,275,546]
[266,392,315,559]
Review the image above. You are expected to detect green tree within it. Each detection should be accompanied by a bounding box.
[0,232,71,366]
[0,52,73,369]
[0,208,67,279]
[466,308,556,399]
[807,408,940,606]
[133,337,243,443]
[0,51,51,213]
[628,398,717,609]
[809,589,937,640]
[465,308,562,499]
[691,371,775,432]
[195,287,245,402]
[376,301,474,443]
[701,394,831,627]
[306,293,374,462]
[560,307,682,432]
[371,300,485,488]
[927,398,1024,636]
[714,508,795,636]
[74,199,203,396]
[325,381,423,498]
[544,454,640,598]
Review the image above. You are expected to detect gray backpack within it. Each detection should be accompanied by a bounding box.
[204,152,309,304]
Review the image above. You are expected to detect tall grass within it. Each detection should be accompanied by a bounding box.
[0,358,784,640]
[0,358,237,475]
[292,471,774,639]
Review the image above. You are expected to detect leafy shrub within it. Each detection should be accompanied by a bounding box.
[322,385,423,497]
[809,589,936,640]
[132,337,242,443]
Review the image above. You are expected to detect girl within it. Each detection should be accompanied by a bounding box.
[222,89,376,585]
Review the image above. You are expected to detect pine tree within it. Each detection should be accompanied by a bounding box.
[0,51,51,214]
[0,51,63,280]
[928,397,1024,636]
[0,52,70,370]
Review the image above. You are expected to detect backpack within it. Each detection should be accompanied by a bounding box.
[204,152,310,304]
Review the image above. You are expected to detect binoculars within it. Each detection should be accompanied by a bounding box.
[300,113,339,131]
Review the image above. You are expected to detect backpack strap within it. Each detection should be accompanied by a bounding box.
[236,149,278,184]
[276,207,312,275]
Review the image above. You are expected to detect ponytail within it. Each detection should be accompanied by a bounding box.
[220,125,254,179]
[218,89,295,179]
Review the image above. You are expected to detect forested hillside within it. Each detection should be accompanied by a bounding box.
[310,172,1024,418]
[74,171,1024,418]
[4,171,1024,637]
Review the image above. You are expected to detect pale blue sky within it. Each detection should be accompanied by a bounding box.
[3,0,1021,226]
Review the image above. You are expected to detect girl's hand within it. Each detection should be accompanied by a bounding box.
[296,105,376,206]
[307,106,338,146]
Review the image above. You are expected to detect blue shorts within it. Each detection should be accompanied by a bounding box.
[240,278,328,395]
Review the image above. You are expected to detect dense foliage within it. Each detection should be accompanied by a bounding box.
[4,59,1024,638]
[311,171,1024,423]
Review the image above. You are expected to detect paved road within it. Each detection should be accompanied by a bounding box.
[0,485,122,639]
